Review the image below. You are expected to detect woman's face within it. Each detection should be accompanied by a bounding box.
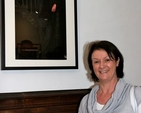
[91,49,119,82]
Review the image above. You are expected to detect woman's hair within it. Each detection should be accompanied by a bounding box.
[88,40,124,82]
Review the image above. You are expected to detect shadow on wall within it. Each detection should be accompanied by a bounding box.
[83,42,99,88]
[83,42,93,82]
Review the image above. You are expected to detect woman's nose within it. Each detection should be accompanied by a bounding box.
[99,61,105,68]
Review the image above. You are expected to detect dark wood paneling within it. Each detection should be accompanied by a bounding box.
[0,89,91,113]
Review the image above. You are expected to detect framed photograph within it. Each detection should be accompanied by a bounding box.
[1,0,78,70]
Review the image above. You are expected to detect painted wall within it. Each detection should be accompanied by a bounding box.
[0,0,141,93]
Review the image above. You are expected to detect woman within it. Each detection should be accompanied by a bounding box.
[78,40,141,113]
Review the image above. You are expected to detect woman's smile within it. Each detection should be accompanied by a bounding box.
[92,49,119,81]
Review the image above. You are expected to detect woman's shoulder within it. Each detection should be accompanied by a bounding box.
[78,86,99,113]
[134,86,141,104]
[78,93,89,113]
[134,86,141,96]
[82,93,89,101]
[80,85,99,103]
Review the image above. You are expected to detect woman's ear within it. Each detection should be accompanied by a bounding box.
[116,57,120,66]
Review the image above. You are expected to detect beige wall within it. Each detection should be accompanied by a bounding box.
[0,0,141,93]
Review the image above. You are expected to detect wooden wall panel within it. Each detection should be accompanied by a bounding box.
[0,89,91,113]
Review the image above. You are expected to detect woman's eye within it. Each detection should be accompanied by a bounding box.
[105,59,110,62]
[93,61,99,64]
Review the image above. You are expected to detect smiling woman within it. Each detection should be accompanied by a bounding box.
[88,40,124,82]
[91,49,120,83]
[78,40,141,113]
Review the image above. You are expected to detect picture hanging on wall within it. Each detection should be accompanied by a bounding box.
[1,0,78,70]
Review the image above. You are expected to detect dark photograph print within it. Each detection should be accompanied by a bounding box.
[15,0,66,60]
[1,0,78,70]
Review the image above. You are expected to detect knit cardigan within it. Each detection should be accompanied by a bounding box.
[78,79,141,113]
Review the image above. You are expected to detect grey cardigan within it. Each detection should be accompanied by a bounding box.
[78,79,141,113]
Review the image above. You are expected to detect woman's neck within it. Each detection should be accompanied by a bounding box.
[96,78,118,104]
[98,78,118,94]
